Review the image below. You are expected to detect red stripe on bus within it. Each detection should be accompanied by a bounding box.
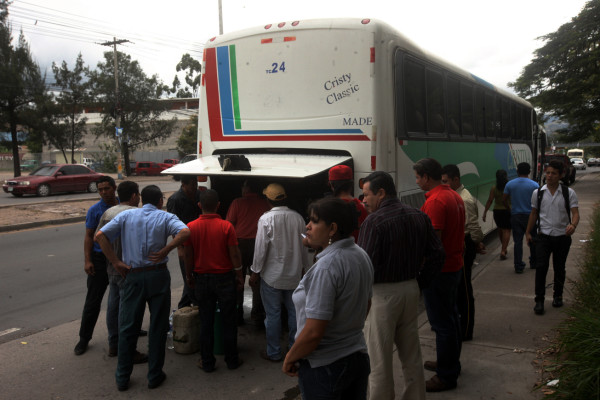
[370,47,375,63]
[284,36,296,42]
[204,48,224,142]
[371,156,376,170]
[261,38,273,44]
[212,134,370,142]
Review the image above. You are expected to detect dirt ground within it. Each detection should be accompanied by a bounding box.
[0,200,98,227]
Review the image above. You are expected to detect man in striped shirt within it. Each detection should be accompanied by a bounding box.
[358,171,444,400]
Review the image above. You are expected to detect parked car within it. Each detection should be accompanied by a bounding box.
[20,159,39,171]
[133,161,169,176]
[587,157,599,167]
[163,158,179,165]
[538,154,576,185]
[3,164,104,197]
[570,158,586,170]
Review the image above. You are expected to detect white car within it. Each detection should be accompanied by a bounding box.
[571,158,586,170]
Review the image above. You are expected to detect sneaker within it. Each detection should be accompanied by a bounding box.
[552,297,564,308]
[74,339,89,356]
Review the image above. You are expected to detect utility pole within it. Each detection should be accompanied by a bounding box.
[100,37,130,179]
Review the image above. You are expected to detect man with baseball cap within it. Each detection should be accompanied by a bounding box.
[328,165,368,241]
[250,183,311,362]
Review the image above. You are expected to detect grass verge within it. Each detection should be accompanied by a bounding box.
[541,206,600,399]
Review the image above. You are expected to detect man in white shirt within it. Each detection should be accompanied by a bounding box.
[249,183,311,362]
[526,160,579,315]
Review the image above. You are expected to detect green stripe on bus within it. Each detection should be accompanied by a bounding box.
[229,45,242,130]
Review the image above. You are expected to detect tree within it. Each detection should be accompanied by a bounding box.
[48,53,91,163]
[0,1,47,176]
[171,53,201,98]
[510,0,600,142]
[88,51,176,175]
[177,114,198,157]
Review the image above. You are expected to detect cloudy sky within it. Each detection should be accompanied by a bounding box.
[7,0,589,93]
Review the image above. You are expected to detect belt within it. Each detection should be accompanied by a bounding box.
[129,263,168,273]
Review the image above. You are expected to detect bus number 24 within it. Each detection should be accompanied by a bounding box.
[266,62,286,74]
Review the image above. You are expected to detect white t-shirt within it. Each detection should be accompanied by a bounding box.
[531,184,578,236]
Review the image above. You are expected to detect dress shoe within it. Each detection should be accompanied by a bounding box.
[260,350,282,362]
[148,371,166,389]
[133,350,148,364]
[227,358,244,370]
[116,380,129,392]
[425,375,456,392]
[424,360,437,372]
[74,339,89,356]
[138,329,148,337]
[552,297,564,308]
[108,347,118,357]
[196,359,216,373]
[534,300,545,315]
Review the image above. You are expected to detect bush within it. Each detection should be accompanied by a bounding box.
[545,206,600,399]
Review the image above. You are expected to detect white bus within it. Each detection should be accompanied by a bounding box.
[165,18,541,233]
[566,148,584,159]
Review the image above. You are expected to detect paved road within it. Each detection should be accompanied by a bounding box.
[0,222,184,344]
[0,175,181,206]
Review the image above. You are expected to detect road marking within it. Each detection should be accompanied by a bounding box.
[0,328,21,337]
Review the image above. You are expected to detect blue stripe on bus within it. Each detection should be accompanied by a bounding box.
[216,46,364,136]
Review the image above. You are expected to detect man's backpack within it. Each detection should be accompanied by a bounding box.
[536,183,571,233]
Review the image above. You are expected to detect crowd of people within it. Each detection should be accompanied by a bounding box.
[71,157,579,398]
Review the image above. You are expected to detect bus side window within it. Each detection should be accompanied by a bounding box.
[461,82,474,138]
[426,68,445,134]
[447,76,460,137]
[404,58,426,135]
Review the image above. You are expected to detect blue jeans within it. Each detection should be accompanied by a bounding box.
[424,270,462,386]
[116,268,171,387]
[298,351,370,400]
[511,214,536,271]
[260,279,296,359]
[106,274,123,348]
[194,271,239,369]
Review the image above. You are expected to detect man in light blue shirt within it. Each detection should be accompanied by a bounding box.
[503,162,539,273]
[96,185,189,392]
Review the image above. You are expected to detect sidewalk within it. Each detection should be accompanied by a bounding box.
[0,173,597,399]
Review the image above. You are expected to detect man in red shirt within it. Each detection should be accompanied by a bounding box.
[184,189,244,373]
[413,158,465,393]
[328,165,368,242]
[226,180,271,326]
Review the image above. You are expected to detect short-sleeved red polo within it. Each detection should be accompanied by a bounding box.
[185,214,238,274]
[422,184,465,272]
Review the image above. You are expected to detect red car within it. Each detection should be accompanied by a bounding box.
[134,161,169,176]
[2,164,104,197]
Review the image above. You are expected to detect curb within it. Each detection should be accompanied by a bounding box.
[0,216,85,233]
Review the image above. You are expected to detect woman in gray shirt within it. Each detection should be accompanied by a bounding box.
[283,198,374,399]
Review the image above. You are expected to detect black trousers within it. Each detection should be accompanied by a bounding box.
[79,252,109,341]
[534,234,571,302]
[457,234,476,340]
